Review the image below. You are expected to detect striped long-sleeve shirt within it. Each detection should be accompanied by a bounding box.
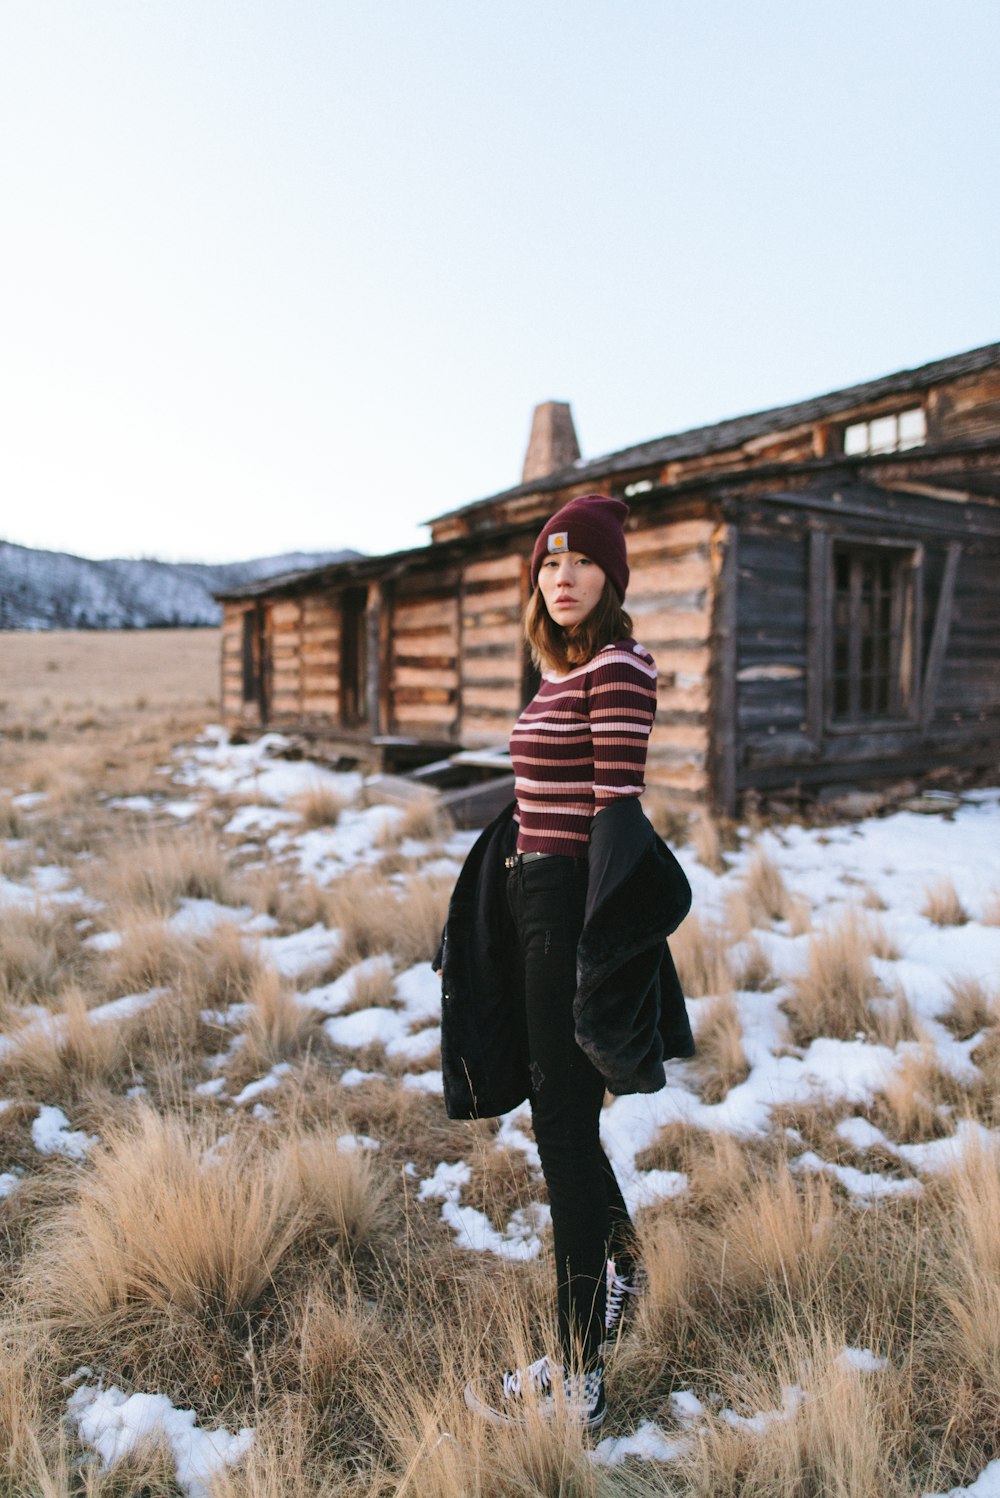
[509,639,657,856]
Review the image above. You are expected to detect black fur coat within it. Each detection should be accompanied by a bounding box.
[437,798,694,1121]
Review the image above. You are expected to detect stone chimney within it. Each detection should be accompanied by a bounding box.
[521,401,580,484]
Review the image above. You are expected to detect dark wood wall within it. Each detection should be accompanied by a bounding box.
[728,488,1000,804]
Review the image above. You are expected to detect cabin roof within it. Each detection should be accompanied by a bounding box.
[213,543,430,602]
[426,340,1000,525]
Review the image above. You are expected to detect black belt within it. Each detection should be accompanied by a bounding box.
[504,850,552,870]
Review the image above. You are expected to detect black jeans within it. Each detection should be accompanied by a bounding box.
[506,854,637,1369]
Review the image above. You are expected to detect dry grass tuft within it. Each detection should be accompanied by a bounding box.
[291,782,353,830]
[932,1135,1000,1395]
[323,871,398,966]
[786,908,885,1043]
[921,878,969,927]
[97,826,236,918]
[375,793,453,849]
[691,812,726,875]
[672,913,734,998]
[715,1162,835,1300]
[875,1044,979,1142]
[0,1327,57,1489]
[0,903,85,1011]
[946,976,998,1041]
[686,1131,754,1216]
[241,966,318,1068]
[339,959,397,1015]
[865,914,901,961]
[742,850,793,927]
[25,1106,303,1321]
[100,913,189,995]
[0,794,24,838]
[466,1142,541,1232]
[279,1127,391,1254]
[732,934,776,992]
[679,1322,908,1498]
[695,992,750,1103]
[0,985,132,1098]
[392,875,453,967]
[183,921,271,1012]
[981,890,1000,926]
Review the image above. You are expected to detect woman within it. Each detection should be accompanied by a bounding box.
[437,493,693,1430]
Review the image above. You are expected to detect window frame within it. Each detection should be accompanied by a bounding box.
[817,534,923,736]
[842,405,927,457]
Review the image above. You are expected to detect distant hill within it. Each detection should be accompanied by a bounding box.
[0,541,362,630]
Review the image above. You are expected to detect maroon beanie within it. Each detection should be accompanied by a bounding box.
[530,494,631,601]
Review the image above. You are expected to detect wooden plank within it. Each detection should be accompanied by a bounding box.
[392,665,460,690]
[390,628,455,657]
[627,606,711,639]
[627,558,713,595]
[393,599,459,631]
[462,624,521,651]
[393,566,463,599]
[463,556,522,584]
[626,519,715,555]
[657,683,711,714]
[462,684,521,713]
[393,686,456,707]
[301,693,340,713]
[270,600,301,628]
[649,722,708,752]
[394,704,459,728]
[654,646,712,678]
[300,648,340,669]
[461,657,521,686]
[461,603,522,628]
[920,542,962,729]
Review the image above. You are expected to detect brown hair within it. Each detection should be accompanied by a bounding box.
[524,577,634,675]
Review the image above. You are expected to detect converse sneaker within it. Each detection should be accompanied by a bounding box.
[464,1355,606,1429]
[604,1259,645,1338]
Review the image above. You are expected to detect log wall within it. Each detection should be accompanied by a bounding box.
[388,566,461,738]
[459,554,526,747]
[625,515,716,803]
[220,602,251,723]
[729,494,1000,804]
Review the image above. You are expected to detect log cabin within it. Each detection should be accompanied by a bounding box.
[216,341,1000,815]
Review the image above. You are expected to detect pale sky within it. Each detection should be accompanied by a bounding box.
[2,2,997,565]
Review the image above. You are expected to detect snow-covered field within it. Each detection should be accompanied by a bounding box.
[3,721,1000,1495]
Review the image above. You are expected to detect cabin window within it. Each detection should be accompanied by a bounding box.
[842,406,926,456]
[340,587,369,727]
[829,544,917,724]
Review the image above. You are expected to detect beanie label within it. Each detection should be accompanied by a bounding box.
[547,531,569,553]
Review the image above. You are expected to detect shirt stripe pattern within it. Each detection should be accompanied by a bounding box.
[510,640,657,856]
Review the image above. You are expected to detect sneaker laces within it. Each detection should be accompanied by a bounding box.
[502,1354,553,1400]
[605,1261,640,1331]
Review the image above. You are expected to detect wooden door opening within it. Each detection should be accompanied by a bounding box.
[340,587,369,728]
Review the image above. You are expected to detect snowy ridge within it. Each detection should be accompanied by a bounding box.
[0,540,361,629]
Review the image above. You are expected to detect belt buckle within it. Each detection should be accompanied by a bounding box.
[504,854,518,870]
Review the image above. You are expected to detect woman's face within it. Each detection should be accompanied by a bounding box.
[537,550,607,629]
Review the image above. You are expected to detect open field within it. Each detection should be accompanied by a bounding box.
[0,628,219,720]
[2,631,1000,1495]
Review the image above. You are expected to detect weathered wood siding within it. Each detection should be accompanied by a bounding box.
[730,494,1000,803]
[299,593,340,721]
[459,554,526,747]
[389,566,461,738]
[929,369,1000,444]
[268,598,303,723]
[220,602,249,721]
[627,515,716,802]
